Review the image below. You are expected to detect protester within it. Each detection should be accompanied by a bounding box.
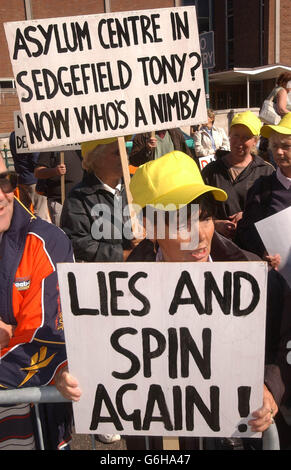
[55,151,291,450]
[9,131,50,221]
[0,155,74,449]
[191,108,230,159]
[60,137,137,444]
[34,149,83,226]
[129,128,193,167]
[235,112,291,265]
[202,110,274,239]
[274,72,291,117]
[60,138,134,264]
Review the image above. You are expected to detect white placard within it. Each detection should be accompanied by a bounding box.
[13,111,81,153]
[198,154,216,170]
[57,261,267,438]
[255,206,291,288]
[5,7,207,151]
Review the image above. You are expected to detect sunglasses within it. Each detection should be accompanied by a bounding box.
[0,171,18,193]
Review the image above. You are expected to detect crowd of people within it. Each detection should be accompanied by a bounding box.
[1,101,291,450]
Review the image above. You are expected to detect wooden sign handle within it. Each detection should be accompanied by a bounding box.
[117,137,142,239]
[60,151,65,205]
[162,437,180,450]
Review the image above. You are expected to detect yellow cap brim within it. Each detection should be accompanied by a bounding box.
[261,124,291,138]
[136,184,227,211]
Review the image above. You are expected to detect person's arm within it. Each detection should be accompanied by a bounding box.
[129,133,154,166]
[0,320,15,348]
[55,367,82,401]
[214,219,236,239]
[235,178,268,257]
[275,88,289,116]
[248,385,278,432]
[263,271,291,407]
[0,228,74,389]
[34,164,66,179]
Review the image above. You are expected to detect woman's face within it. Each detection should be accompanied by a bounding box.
[203,116,214,129]
[156,213,215,263]
[229,124,257,160]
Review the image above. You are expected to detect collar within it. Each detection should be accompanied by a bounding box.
[276,167,291,189]
[96,176,122,196]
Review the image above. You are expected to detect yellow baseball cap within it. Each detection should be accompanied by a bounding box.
[261,112,291,138]
[129,151,227,210]
[230,110,262,136]
[81,136,132,157]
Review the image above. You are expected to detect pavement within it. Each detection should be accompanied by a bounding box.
[71,432,127,451]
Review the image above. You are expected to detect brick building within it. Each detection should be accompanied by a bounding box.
[0,0,180,138]
[190,0,291,109]
[1,0,291,138]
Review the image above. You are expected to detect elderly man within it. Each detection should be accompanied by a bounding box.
[0,155,74,449]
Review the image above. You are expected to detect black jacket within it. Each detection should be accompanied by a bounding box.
[60,171,131,262]
[235,172,291,257]
[202,154,274,219]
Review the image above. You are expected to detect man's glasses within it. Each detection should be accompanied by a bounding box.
[0,171,18,193]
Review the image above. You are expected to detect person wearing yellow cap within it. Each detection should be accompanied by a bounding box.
[236,112,291,264]
[202,110,274,239]
[123,150,283,450]
[55,150,290,450]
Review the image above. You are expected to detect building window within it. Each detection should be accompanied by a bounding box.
[182,0,214,33]
[0,79,15,89]
[226,0,234,68]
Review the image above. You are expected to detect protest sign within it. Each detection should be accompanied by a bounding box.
[198,154,216,170]
[57,261,267,438]
[255,206,291,288]
[13,111,80,153]
[5,7,207,151]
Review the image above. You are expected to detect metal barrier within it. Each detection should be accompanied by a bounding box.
[0,386,281,450]
[0,386,70,450]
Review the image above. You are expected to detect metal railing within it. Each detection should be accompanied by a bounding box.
[0,386,281,450]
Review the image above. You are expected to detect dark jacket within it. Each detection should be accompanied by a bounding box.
[35,150,84,202]
[0,198,74,449]
[235,172,291,257]
[129,129,193,166]
[202,154,274,219]
[127,232,291,407]
[60,171,131,262]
